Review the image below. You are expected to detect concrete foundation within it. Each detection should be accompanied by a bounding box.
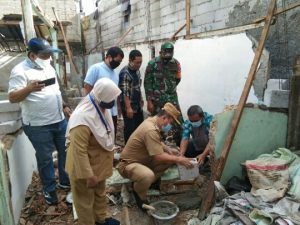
[263,79,290,108]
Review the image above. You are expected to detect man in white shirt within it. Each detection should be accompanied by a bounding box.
[8,38,71,205]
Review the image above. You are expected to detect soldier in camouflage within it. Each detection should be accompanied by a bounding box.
[144,42,183,145]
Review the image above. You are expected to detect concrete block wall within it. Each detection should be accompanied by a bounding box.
[84,0,300,81]
[84,0,270,50]
[0,0,80,42]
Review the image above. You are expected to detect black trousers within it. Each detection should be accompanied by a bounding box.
[123,110,144,144]
[112,115,118,139]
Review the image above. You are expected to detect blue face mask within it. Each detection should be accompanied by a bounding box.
[190,120,202,128]
[161,124,172,133]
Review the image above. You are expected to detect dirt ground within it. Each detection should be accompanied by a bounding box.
[19,118,206,225]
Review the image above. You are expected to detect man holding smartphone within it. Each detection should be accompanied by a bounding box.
[8,38,71,205]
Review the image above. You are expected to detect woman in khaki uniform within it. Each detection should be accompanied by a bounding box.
[66,78,121,225]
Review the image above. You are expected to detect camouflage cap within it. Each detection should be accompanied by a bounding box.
[162,102,180,124]
[161,42,174,50]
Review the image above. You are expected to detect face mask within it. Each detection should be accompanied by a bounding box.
[109,59,121,69]
[190,120,202,128]
[99,100,115,109]
[161,124,172,133]
[35,58,51,68]
[161,49,173,63]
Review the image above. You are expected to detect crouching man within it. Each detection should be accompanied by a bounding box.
[118,102,192,210]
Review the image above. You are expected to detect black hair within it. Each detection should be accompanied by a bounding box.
[106,46,124,58]
[129,50,142,61]
[187,105,204,117]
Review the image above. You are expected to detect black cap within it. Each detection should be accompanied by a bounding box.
[28,38,62,54]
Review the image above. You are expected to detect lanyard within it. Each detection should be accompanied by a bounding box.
[89,94,111,135]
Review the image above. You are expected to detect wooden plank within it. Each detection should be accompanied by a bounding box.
[21,0,36,42]
[187,22,265,40]
[198,0,277,219]
[170,23,186,40]
[115,26,133,46]
[30,0,54,28]
[185,0,191,37]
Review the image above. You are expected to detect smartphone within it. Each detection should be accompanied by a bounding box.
[38,77,56,86]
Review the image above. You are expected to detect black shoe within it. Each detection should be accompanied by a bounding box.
[132,190,149,212]
[43,190,58,205]
[95,217,120,225]
[57,182,71,190]
[149,178,161,191]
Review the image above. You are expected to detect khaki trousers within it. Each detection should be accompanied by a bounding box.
[118,162,169,200]
[71,178,107,225]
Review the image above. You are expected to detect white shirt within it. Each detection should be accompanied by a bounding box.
[8,59,65,126]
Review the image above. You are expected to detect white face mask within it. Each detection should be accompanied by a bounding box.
[35,58,51,68]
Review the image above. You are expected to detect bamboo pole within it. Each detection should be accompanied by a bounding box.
[198,0,277,219]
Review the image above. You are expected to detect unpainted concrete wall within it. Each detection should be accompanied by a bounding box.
[83,0,300,80]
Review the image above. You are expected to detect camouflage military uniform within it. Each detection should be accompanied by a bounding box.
[144,56,182,145]
[144,56,181,113]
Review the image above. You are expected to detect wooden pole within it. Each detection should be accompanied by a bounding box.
[170,23,186,40]
[186,0,191,37]
[288,56,300,149]
[198,0,277,219]
[52,7,82,96]
[115,26,134,46]
[20,0,36,42]
[52,7,80,75]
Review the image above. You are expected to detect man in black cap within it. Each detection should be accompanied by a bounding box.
[8,38,71,205]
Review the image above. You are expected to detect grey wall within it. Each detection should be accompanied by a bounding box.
[83,0,300,80]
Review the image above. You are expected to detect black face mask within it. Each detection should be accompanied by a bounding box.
[109,60,121,69]
[99,100,115,109]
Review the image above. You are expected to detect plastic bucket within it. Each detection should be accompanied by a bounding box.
[149,200,179,225]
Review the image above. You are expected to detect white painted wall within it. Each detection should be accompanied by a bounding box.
[175,33,258,117]
[0,100,37,224]
[6,132,37,224]
[86,33,259,119]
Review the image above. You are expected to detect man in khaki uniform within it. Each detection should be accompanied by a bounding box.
[66,78,120,225]
[118,102,193,210]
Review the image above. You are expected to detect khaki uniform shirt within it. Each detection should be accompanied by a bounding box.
[66,125,113,181]
[120,116,164,169]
